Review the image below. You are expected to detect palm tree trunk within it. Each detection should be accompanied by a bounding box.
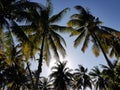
[35,34,45,90]
[26,62,35,89]
[92,32,113,68]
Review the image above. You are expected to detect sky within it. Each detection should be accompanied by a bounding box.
[30,0,120,77]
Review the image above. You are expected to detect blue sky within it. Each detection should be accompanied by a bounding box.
[30,0,120,76]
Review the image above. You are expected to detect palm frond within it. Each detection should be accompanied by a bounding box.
[92,42,100,57]
[109,48,114,58]
[48,35,59,60]
[46,0,53,16]
[70,27,84,36]
[70,14,82,19]
[51,25,73,33]
[49,8,70,23]
[81,32,90,52]
[51,30,66,46]
[101,26,120,36]
[74,5,87,15]
[67,19,85,27]
[74,30,85,48]
[11,21,29,42]
[43,37,51,66]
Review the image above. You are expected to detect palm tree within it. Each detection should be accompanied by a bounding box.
[39,77,53,90]
[67,5,120,68]
[89,66,108,90]
[101,60,120,90]
[0,43,30,90]
[23,0,72,89]
[50,61,73,90]
[0,0,43,89]
[73,65,92,90]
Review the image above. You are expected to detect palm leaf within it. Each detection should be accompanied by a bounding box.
[101,26,120,36]
[70,27,84,37]
[74,30,85,47]
[109,47,114,58]
[49,8,70,23]
[70,14,82,19]
[11,21,29,42]
[92,43,100,57]
[74,5,87,16]
[67,19,85,27]
[48,35,59,60]
[51,30,66,46]
[51,25,73,33]
[81,32,90,52]
[46,0,53,16]
[43,37,51,66]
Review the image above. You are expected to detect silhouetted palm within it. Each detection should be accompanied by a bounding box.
[39,77,53,90]
[50,61,73,90]
[0,43,30,90]
[101,60,120,90]
[0,0,42,89]
[89,66,108,90]
[101,26,120,59]
[67,5,119,68]
[73,65,92,90]
[24,0,71,89]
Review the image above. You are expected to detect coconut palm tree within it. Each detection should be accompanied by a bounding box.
[73,65,92,90]
[67,5,120,68]
[39,77,53,90]
[0,42,30,90]
[50,61,73,90]
[101,60,120,90]
[89,66,108,90]
[0,0,45,89]
[23,0,72,89]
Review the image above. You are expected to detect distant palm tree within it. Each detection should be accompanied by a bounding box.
[67,5,120,68]
[89,66,108,90]
[73,65,92,90]
[101,60,120,90]
[50,61,73,90]
[39,77,53,90]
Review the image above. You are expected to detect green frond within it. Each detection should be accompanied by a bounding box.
[81,33,90,53]
[18,25,36,34]
[101,41,110,54]
[11,21,29,42]
[51,25,73,33]
[74,5,87,15]
[54,38,66,58]
[70,14,82,19]
[22,42,31,61]
[70,30,80,37]
[29,32,42,49]
[97,29,113,40]
[50,30,66,46]
[46,0,53,16]
[101,26,120,34]
[70,27,84,36]
[67,19,85,27]
[74,30,85,48]
[49,7,70,23]
[92,43,100,57]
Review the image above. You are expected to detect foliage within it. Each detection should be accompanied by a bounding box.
[0,0,120,90]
